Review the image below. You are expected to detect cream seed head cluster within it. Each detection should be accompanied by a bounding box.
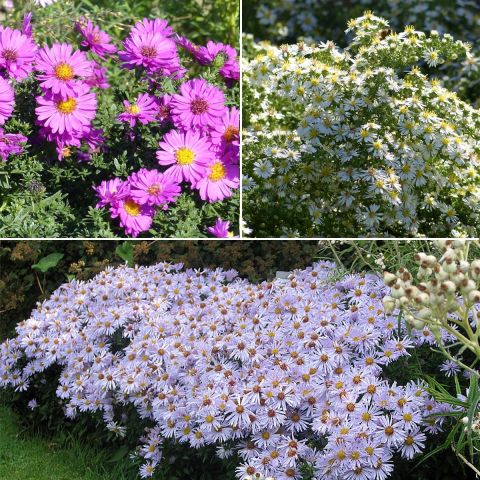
[382,240,480,368]
[0,261,454,480]
[243,13,480,237]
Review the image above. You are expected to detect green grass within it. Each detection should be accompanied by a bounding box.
[0,405,133,480]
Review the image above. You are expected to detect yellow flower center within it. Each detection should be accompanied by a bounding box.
[208,162,226,181]
[175,147,195,166]
[123,199,141,216]
[56,98,77,114]
[126,104,140,115]
[54,63,74,81]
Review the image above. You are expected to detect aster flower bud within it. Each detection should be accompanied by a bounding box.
[382,295,396,313]
[468,290,480,303]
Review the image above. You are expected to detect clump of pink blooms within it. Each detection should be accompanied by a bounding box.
[0,13,239,237]
[0,261,455,480]
[95,18,240,237]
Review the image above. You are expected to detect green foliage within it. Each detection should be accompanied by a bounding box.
[32,252,64,273]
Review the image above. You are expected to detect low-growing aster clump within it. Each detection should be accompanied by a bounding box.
[243,13,480,237]
[0,261,455,479]
[0,7,239,238]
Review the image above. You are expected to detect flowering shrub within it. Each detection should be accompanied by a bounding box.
[243,13,480,237]
[0,260,455,479]
[0,1,239,237]
[245,0,480,105]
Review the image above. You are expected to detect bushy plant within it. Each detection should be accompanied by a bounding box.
[0,260,460,480]
[243,13,480,237]
[0,0,239,238]
[244,0,480,106]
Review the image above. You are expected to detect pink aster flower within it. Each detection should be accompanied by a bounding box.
[0,77,14,125]
[156,129,213,184]
[128,168,181,207]
[84,62,109,89]
[0,27,37,81]
[94,177,124,208]
[194,41,229,65]
[131,18,174,38]
[170,79,226,130]
[110,185,155,238]
[35,43,93,97]
[119,32,179,75]
[118,93,158,127]
[207,218,234,238]
[76,18,117,60]
[194,159,239,202]
[210,106,240,150]
[0,128,27,161]
[156,94,172,124]
[35,83,97,135]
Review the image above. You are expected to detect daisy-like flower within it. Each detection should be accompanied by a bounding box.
[118,93,158,127]
[0,77,14,125]
[424,48,441,67]
[119,31,178,75]
[110,194,155,238]
[35,84,97,135]
[170,79,226,130]
[36,43,93,97]
[131,18,174,38]
[207,218,234,238]
[0,128,27,161]
[76,18,117,60]
[156,129,213,184]
[94,178,124,208]
[194,159,239,202]
[0,27,37,81]
[128,168,181,207]
[210,106,240,151]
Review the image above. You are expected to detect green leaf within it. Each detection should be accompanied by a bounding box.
[116,242,134,266]
[32,253,64,273]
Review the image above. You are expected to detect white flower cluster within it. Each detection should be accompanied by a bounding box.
[0,261,452,480]
[251,1,480,107]
[243,13,479,237]
[382,240,480,365]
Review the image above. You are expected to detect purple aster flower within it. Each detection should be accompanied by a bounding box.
[76,17,117,60]
[0,77,14,125]
[35,43,93,97]
[84,62,110,90]
[439,359,461,377]
[119,31,179,75]
[128,168,181,207]
[194,159,239,203]
[118,93,158,127]
[94,177,124,208]
[0,27,37,81]
[207,218,234,238]
[131,18,174,38]
[109,185,155,238]
[0,127,27,161]
[170,79,226,130]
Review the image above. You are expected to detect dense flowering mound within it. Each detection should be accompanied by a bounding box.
[0,7,239,238]
[0,261,452,479]
[243,13,480,238]
[246,0,480,105]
